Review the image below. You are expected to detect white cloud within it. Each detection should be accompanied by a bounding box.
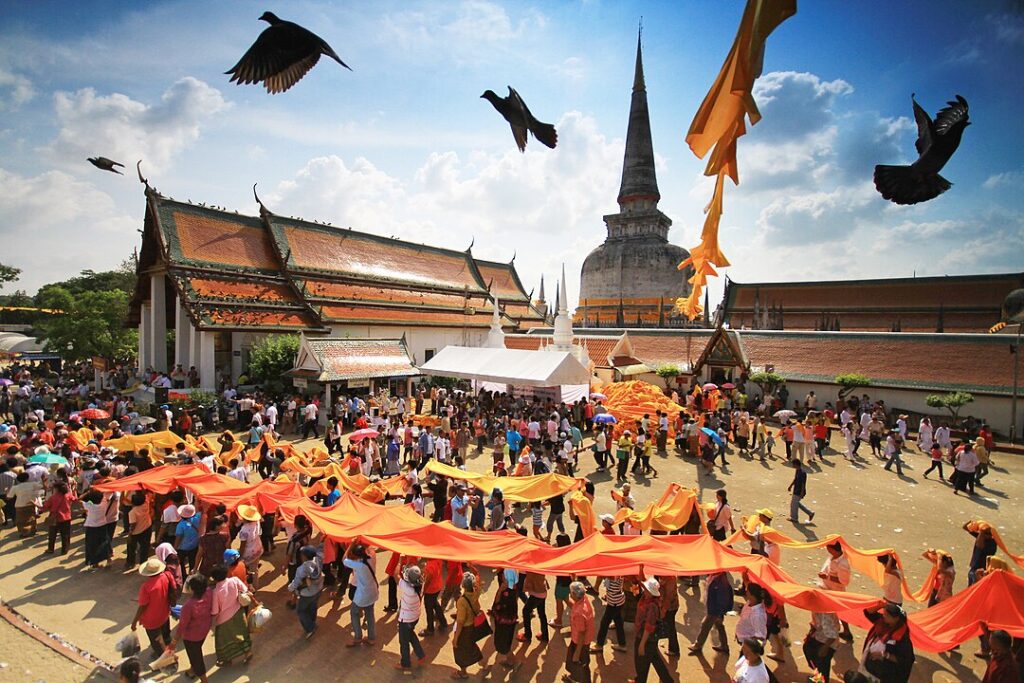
[751,71,853,142]
[0,167,136,292]
[266,111,622,306]
[984,170,1024,190]
[0,67,34,111]
[381,0,547,66]
[45,77,229,174]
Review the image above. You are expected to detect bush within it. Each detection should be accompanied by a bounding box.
[169,390,218,412]
[835,373,871,399]
[926,391,974,421]
[749,371,785,395]
[248,334,301,384]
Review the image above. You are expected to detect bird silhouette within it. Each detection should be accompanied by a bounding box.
[481,86,557,152]
[874,94,970,205]
[226,11,351,94]
[87,157,125,174]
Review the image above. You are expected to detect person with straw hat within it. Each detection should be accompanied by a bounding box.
[236,504,264,588]
[130,557,172,658]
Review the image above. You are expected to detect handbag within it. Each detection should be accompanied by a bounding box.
[466,597,493,642]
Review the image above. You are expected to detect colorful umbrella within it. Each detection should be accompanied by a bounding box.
[774,410,797,421]
[700,427,725,446]
[348,428,381,442]
[590,392,607,400]
[0,379,12,386]
[594,413,618,424]
[721,382,736,390]
[702,383,718,391]
[28,452,69,466]
[79,408,111,421]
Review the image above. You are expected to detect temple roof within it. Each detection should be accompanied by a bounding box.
[290,336,419,382]
[735,330,1022,395]
[130,191,539,332]
[616,30,660,207]
[724,272,1023,333]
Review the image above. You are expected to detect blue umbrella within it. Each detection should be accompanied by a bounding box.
[700,427,724,446]
[594,413,618,425]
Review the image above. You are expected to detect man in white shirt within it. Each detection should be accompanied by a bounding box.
[228,458,250,483]
[301,401,319,439]
[264,403,278,433]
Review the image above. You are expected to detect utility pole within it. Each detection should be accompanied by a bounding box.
[1013,323,1022,444]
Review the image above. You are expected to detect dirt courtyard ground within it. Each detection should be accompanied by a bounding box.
[0,432,1018,682]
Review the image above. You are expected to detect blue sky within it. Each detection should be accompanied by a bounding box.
[0,0,1022,307]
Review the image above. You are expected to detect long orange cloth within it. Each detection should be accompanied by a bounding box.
[676,0,797,319]
[724,516,933,603]
[968,520,1024,571]
[421,461,583,503]
[92,465,1023,652]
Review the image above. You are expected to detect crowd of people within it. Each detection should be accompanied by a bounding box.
[1,360,1020,683]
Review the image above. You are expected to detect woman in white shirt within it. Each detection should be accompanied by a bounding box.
[733,637,771,683]
[879,554,904,605]
[82,490,113,568]
[734,583,768,644]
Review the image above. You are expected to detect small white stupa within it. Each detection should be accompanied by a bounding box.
[484,296,505,349]
[550,264,590,366]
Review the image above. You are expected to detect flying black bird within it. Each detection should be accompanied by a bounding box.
[481,87,557,152]
[874,94,970,205]
[87,157,124,174]
[226,11,351,94]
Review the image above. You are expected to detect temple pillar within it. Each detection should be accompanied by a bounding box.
[149,274,168,372]
[322,382,331,426]
[138,303,149,375]
[199,331,216,390]
[231,332,243,385]
[174,300,191,371]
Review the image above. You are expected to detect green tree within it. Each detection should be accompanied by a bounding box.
[655,364,682,389]
[749,370,785,396]
[835,373,872,400]
[34,287,137,362]
[0,262,21,290]
[926,391,975,422]
[248,334,301,383]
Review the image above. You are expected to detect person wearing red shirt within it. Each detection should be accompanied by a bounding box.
[131,558,173,657]
[420,557,447,636]
[982,629,1020,683]
[813,422,829,460]
[440,560,465,612]
[41,481,75,554]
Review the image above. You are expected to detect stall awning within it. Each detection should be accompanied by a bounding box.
[420,346,591,387]
[288,336,419,382]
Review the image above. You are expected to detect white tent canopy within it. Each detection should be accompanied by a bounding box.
[420,346,591,387]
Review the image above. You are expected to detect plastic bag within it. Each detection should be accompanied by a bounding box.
[248,607,272,633]
[115,631,140,656]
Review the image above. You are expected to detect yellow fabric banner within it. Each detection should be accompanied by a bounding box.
[676,0,797,319]
[422,461,582,503]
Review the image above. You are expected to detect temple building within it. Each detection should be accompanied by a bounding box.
[721,272,1024,333]
[575,31,695,328]
[128,181,545,389]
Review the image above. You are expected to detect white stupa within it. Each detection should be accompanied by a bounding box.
[484,296,505,349]
[549,264,590,366]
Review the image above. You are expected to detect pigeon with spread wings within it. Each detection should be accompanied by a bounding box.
[226,11,351,94]
[481,87,558,153]
[874,94,970,205]
[87,157,124,174]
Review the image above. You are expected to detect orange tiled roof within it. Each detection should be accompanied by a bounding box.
[503,335,619,366]
[305,338,419,381]
[203,308,316,329]
[188,277,295,303]
[320,305,492,327]
[629,332,714,368]
[737,331,1023,394]
[301,280,482,310]
[725,273,1022,333]
[475,260,529,302]
[278,222,484,292]
[169,210,278,270]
